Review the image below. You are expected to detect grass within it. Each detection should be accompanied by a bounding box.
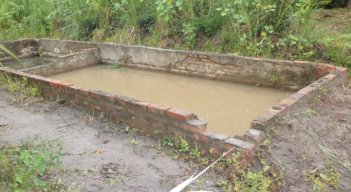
[0,74,41,98]
[307,164,342,192]
[0,1,342,63]
[160,134,282,191]
[0,137,66,191]
[313,8,351,70]
[0,43,41,98]
[0,1,350,73]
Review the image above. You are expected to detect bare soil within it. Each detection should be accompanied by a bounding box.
[1,83,351,192]
[0,90,217,192]
[268,84,351,191]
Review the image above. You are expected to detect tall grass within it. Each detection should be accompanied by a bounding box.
[0,0,331,59]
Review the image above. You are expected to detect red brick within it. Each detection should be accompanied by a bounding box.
[166,108,196,121]
[147,104,171,115]
[197,133,209,143]
[182,119,207,133]
[189,133,207,144]
[133,101,151,109]
[47,79,73,87]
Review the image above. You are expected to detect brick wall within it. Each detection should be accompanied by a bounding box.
[0,68,259,154]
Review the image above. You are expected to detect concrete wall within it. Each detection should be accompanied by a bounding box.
[1,39,100,76]
[36,39,337,90]
[2,39,338,90]
[1,39,38,58]
[20,48,100,76]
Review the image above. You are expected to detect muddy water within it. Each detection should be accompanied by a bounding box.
[1,56,57,70]
[49,65,292,136]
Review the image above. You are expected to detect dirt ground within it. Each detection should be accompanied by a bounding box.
[268,84,351,192]
[1,83,351,192]
[0,90,217,192]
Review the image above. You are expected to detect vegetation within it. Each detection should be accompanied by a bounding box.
[0,137,65,191]
[0,0,350,70]
[0,1,349,191]
[160,134,282,191]
[307,164,341,191]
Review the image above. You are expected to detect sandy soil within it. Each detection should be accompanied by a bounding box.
[0,90,217,192]
[268,85,351,191]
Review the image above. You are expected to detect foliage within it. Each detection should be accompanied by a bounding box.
[0,137,65,191]
[307,165,341,191]
[0,1,349,70]
[161,135,282,191]
[0,0,332,59]
[0,43,41,97]
[162,135,204,162]
[0,75,41,97]
[324,0,349,8]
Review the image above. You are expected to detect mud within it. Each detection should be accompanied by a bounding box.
[49,65,291,136]
[0,90,218,192]
[267,85,351,191]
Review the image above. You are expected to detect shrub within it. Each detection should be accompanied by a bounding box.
[324,0,349,8]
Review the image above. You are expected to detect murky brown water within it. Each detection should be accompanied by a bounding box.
[1,56,57,70]
[49,65,292,136]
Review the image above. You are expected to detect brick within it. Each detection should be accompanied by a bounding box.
[225,138,255,150]
[245,129,264,143]
[166,108,196,121]
[116,96,137,107]
[209,133,229,141]
[182,122,206,133]
[187,119,207,130]
[47,79,73,87]
[106,94,119,102]
[133,101,151,110]
[191,133,209,144]
[147,104,171,115]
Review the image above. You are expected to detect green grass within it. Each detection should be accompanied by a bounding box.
[160,135,282,191]
[1,1,350,72]
[0,0,335,61]
[313,8,351,69]
[0,137,66,191]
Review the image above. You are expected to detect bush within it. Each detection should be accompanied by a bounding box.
[324,0,349,8]
[0,0,329,60]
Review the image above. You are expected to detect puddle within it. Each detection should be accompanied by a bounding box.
[1,56,58,70]
[49,65,292,136]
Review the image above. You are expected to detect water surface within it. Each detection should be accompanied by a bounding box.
[49,65,292,136]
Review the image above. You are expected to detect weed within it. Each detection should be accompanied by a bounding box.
[0,75,41,98]
[124,126,138,136]
[305,108,317,117]
[109,62,126,71]
[0,137,65,191]
[0,44,41,99]
[216,179,231,191]
[161,135,203,162]
[160,134,282,191]
[107,55,129,70]
[270,74,279,84]
[0,0,333,66]
[130,139,138,145]
[308,164,341,191]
